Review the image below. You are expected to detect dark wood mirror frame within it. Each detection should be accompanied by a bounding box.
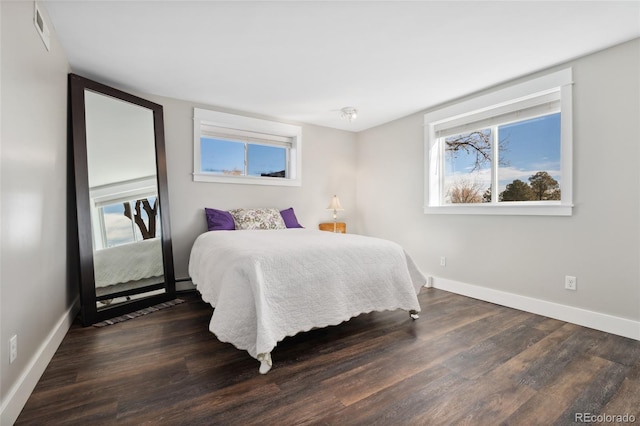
[69,73,175,325]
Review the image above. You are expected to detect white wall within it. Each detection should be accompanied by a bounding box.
[356,39,640,335]
[0,2,73,424]
[140,94,358,283]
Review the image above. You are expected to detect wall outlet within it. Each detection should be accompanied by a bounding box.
[440,256,446,267]
[565,275,577,291]
[9,335,17,364]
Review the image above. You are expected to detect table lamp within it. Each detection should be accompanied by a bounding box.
[327,195,344,233]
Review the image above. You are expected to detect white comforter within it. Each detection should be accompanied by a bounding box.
[94,237,163,287]
[189,229,425,365]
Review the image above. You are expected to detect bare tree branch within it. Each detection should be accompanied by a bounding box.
[445,129,510,172]
[447,179,485,204]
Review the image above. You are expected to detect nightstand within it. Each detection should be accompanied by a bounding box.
[319,222,346,233]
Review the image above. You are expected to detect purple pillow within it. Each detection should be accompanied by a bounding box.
[204,208,235,231]
[280,207,304,228]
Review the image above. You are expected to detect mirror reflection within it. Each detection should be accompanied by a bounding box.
[84,90,165,309]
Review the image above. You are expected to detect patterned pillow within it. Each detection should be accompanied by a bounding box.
[229,208,287,230]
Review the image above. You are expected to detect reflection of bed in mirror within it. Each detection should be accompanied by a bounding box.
[94,237,164,302]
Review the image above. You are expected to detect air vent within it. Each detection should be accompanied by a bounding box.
[34,2,50,51]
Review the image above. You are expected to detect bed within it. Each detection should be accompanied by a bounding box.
[93,237,164,299]
[188,228,426,374]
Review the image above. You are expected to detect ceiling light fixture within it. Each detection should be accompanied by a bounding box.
[340,107,358,122]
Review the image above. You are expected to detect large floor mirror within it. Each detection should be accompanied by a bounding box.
[69,74,175,325]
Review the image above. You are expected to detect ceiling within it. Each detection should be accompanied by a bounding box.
[43,1,640,132]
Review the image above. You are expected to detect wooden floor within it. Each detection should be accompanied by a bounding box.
[16,289,640,425]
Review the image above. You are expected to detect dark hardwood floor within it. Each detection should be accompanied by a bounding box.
[16,289,640,425]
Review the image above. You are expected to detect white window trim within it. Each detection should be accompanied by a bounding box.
[424,68,573,216]
[90,176,157,207]
[193,108,302,187]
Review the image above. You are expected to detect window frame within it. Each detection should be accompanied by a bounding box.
[193,108,302,186]
[424,68,573,216]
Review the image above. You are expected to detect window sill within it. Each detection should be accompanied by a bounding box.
[193,173,301,187]
[423,203,573,216]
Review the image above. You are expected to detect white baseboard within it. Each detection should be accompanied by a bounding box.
[0,296,80,426]
[431,277,640,341]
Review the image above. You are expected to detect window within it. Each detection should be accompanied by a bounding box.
[193,108,302,186]
[89,176,159,250]
[99,196,159,248]
[424,68,573,216]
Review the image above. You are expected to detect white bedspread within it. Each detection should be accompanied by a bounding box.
[188,229,425,361]
[94,237,163,287]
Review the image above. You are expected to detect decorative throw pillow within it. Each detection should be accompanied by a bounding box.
[204,208,235,231]
[229,208,287,230]
[280,207,304,228]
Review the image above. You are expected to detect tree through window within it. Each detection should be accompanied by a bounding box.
[443,113,561,204]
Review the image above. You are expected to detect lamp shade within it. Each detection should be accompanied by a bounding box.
[327,195,344,211]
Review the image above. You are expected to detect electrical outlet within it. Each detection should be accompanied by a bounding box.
[440,256,446,267]
[565,276,577,291]
[9,335,17,364]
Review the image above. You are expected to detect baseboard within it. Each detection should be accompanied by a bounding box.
[176,279,195,292]
[432,277,640,341]
[0,296,80,426]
